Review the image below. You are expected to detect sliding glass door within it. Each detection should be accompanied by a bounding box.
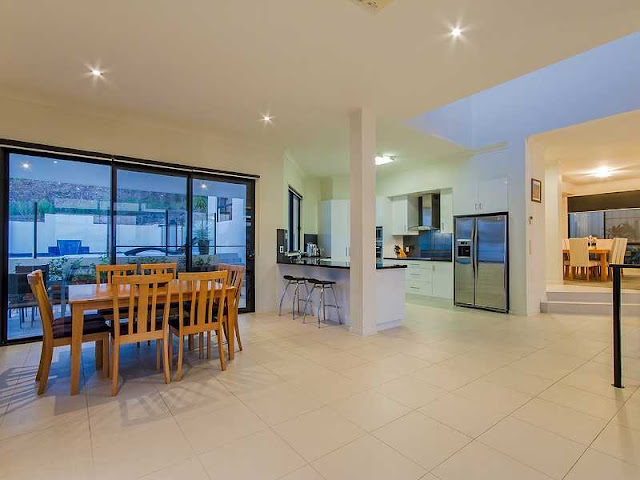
[0,145,256,344]
[6,153,110,340]
[192,177,254,310]
[114,168,188,270]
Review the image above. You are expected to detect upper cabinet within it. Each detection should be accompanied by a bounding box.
[439,190,453,233]
[454,177,509,216]
[391,196,419,236]
[319,200,350,260]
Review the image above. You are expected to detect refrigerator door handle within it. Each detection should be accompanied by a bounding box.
[472,219,477,305]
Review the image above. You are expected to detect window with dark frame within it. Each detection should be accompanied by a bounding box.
[288,188,302,252]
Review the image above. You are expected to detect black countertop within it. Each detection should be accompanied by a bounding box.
[278,258,407,270]
[383,256,452,263]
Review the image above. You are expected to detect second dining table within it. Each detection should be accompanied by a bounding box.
[562,247,611,282]
[67,279,237,395]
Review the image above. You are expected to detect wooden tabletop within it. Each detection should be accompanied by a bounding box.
[68,280,234,304]
[562,248,610,254]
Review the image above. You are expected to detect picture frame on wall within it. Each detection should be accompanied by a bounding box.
[531,178,542,203]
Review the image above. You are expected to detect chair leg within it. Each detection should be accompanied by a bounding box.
[35,341,46,382]
[111,342,120,396]
[207,331,211,359]
[177,334,184,381]
[234,319,243,351]
[168,331,174,364]
[37,342,53,395]
[217,329,226,371]
[188,334,194,351]
[156,340,161,371]
[586,267,590,282]
[101,337,110,378]
[162,338,170,385]
[95,340,103,370]
[198,333,204,359]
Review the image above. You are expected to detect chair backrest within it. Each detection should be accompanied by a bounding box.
[612,238,628,264]
[596,238,614,251]
[218,263,245,309]
[177,271,227,334]
[111,273,173,339]
[140,262,178,279]
[96,264,138,285]
[26,270,55,344]
[569,238,590,267]
[562,239,570,250]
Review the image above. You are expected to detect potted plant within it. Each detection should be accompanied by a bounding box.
[194,225,210,256]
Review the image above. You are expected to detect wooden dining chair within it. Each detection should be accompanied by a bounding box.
[96,264,138,284]
[569,238,599,281]
[110,273,174,395]
[169,271,228,379]
[27,270,110,394]
[140,262,178,279]
[218,263,245,353]
[610,238,628,278]
[562,239,571,278]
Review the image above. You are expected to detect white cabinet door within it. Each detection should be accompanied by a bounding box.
[477,178,508,213]
[431,262,453,299]
[391,196,419,236]
[453,184,479,216]
[330,200,350,260]
[376,196,391,227]
[439,190,453,233]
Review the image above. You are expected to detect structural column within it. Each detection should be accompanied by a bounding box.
[349,108,377,336]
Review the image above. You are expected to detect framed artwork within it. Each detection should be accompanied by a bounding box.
[531,178,542,203]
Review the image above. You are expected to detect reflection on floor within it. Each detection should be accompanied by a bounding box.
[2,302,640,479]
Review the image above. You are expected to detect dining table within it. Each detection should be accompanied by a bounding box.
[562,247,611,282]
[67,280,237,395]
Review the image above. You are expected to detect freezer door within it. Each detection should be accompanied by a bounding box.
[454,217,475,306]
[475,215,508,311]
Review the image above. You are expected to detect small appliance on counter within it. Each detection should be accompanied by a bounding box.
[306,243,320,257]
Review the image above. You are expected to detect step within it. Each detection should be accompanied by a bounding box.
[540,300,640,316]
[546,289,640,304]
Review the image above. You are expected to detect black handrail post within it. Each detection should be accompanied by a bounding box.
[612,265,623,389]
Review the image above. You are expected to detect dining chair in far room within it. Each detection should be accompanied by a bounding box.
[169,271,228,380]
[27,270,110,394]
[596,238,614,251]
[218,263,245,353]
[569,237,599,281]
[96,264,138,284]
[610,238,629,278]
[110,273,174,395]
[562,239,571,278]
[140,262,178,279]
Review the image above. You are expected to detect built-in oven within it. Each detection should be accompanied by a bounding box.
[376,226,383,261]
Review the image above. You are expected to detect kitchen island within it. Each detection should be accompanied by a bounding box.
[277,258,407,331]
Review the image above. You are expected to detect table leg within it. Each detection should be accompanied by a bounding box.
[70,304,84,395]
[228,292,235,360]
[601,252,608,282]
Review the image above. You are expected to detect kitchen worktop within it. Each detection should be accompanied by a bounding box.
[277,257,407,270]
[383,256,452,262]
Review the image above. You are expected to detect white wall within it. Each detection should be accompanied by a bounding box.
[0,91,284,312]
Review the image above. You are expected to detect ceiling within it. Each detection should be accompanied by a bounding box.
[532,109,640,184]
[1,1,639,176]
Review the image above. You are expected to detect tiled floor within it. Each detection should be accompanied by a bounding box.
[2,300,640,479]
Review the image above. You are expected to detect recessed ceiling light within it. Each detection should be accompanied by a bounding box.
[375,155,394,166]
[450,26,463,38]
[592,166,613,178]
[90,68,103,78]
[261,114,273,124]
[21,162,30,169]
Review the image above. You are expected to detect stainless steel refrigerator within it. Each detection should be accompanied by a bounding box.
[454,214,509,312]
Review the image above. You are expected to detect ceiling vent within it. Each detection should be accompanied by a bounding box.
[351,0,394,12]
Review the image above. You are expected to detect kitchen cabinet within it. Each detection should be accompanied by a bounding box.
[376,196,391,228]
[391,260,453,299]
[439,190,453,233]
[391,196,419,236]
[319,200,350,260]
[454,177,508,216]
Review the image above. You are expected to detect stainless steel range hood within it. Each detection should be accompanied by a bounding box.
[410,193,441,231]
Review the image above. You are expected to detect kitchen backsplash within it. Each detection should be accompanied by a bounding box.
[403,230,453,260]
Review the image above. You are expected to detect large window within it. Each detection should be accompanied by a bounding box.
[115,168,188,269]
[0,144,257,345]
[288,188,301,251]
[7,153,111,340]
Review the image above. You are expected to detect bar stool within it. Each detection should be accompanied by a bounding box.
[278,275,309,318]
[302,279,341,327]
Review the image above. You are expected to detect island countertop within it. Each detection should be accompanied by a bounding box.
[277,258,407,270]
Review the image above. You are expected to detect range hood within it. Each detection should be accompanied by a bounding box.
[410,193,441,231]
